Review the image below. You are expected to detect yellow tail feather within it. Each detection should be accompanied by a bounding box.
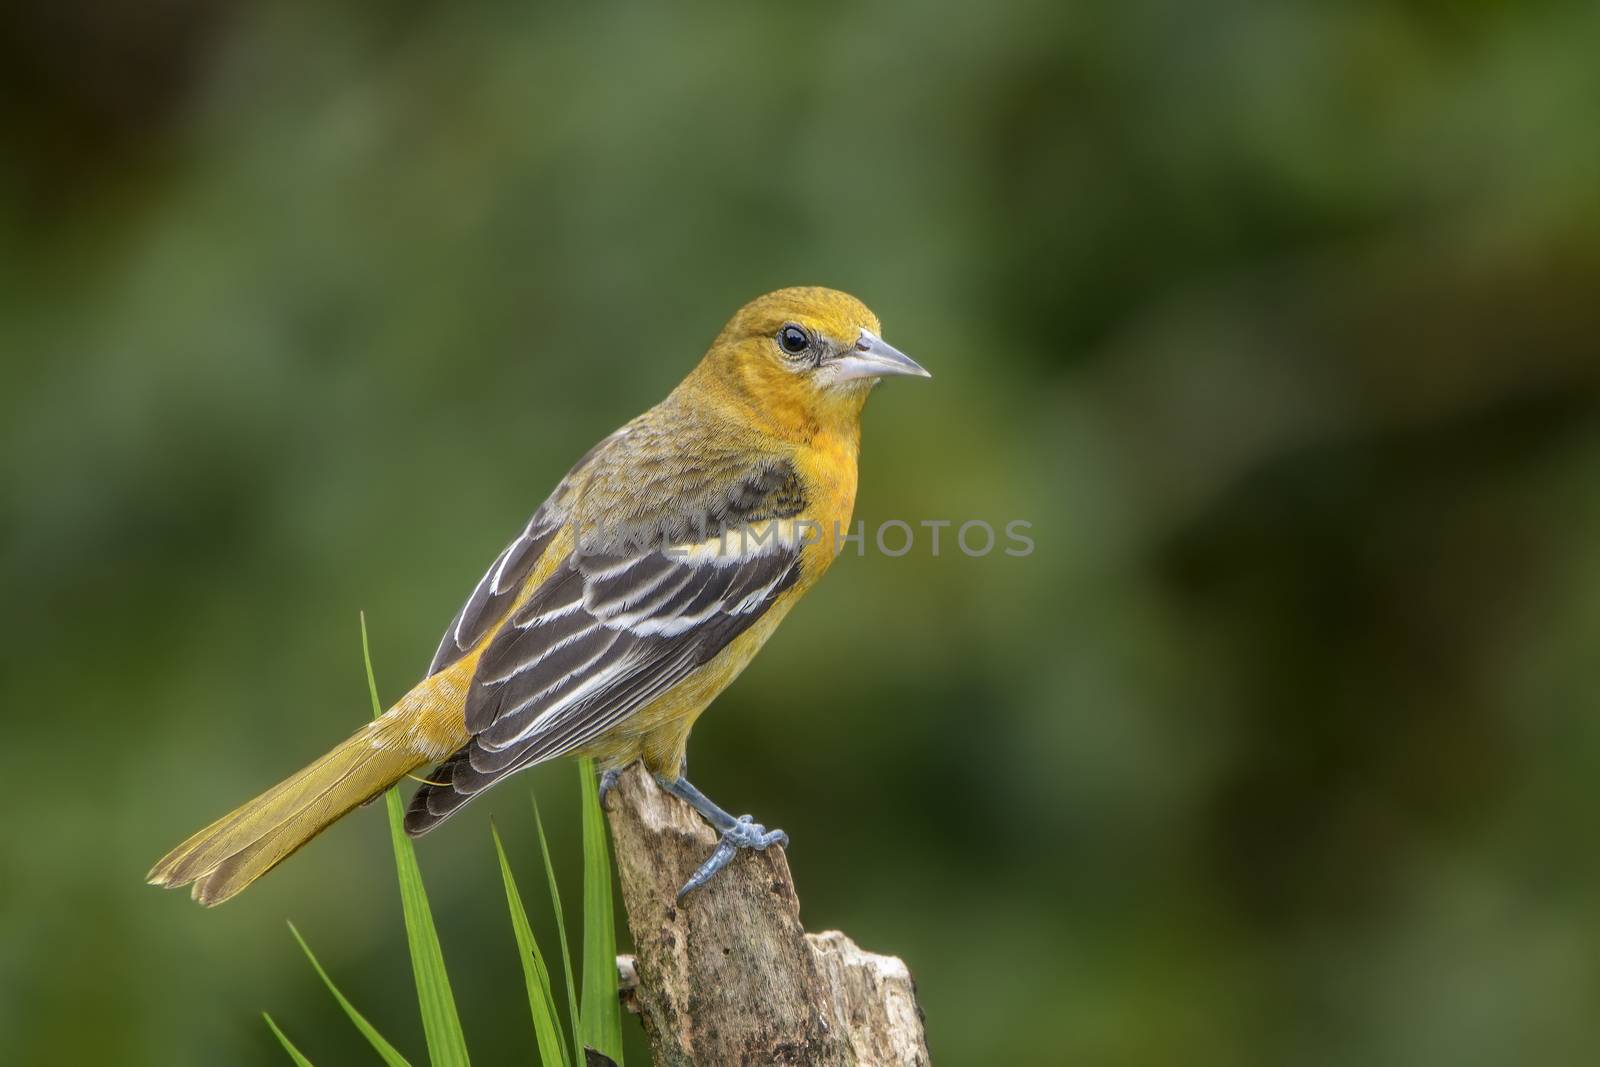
[147,725,425,906]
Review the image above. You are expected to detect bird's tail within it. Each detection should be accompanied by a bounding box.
[147,719,426,906]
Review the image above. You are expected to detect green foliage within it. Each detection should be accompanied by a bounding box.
[267,621,626,1065]
[535,798,583,1062]
[363,615,471,1067]
[263,1015,315,1067]
[287,921,413,1067]
[493,822,570,1067]
[578,759,624,1065]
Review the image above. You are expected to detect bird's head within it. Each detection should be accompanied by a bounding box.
[692,286,929,438]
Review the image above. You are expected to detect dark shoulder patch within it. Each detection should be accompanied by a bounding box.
[586,457,807,555]
[711,459,806,530]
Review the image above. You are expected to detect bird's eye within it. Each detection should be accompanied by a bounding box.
[777,324,811,356]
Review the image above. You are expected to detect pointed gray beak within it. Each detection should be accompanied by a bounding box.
[832,328,932,382]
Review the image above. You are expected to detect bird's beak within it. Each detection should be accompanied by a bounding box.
[833,329,932,381]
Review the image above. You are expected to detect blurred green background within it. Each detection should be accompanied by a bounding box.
[4,1,1600,1064]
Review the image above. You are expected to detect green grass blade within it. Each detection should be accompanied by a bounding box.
[287,921,413,1067]
[493,823,572,1067]
[576,759,623,1064]
[264,1013,316,1067]
[362,613,472,1067]
[534,797,581,1056]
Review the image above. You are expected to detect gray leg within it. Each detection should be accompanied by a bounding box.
[597,767,624,807]
[655,774,788,898]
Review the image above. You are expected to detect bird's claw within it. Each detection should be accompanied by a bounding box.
[677,815,788,899]
[597,768,622,808]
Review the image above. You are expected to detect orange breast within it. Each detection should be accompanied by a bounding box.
[795,426,860,583]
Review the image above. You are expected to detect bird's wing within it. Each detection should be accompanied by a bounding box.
[425,505,562,676]
[405,452,808,833]
[425,429,628,676]
[468,535,803,758]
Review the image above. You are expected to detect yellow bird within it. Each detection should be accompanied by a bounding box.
[149,286,929,906]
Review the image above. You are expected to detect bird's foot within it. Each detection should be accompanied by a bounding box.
[678,815,788,899]
[597,767,623,808]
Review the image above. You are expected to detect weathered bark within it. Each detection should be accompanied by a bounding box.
[603,764,929,1066]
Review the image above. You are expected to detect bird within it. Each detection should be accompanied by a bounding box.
[148,286,929,906]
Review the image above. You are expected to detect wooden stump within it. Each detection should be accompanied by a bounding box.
[603,764,929,1066]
